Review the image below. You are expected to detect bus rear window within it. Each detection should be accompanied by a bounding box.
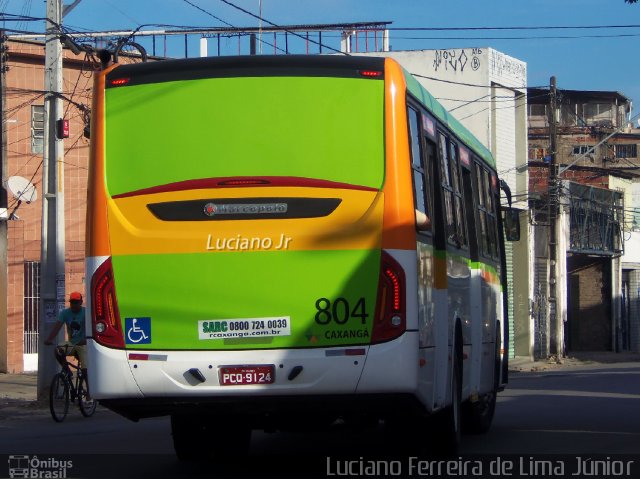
[104,75,384,196]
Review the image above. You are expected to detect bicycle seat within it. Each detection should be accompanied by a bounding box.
[57,346,80,361]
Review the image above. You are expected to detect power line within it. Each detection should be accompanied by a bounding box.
[387,24,640,31]
[392,33,640,41]
[411,72,527,89]
[103,0,141,27]
[181,0,234,28]
[180,0,288,54]
[215,0,345,54]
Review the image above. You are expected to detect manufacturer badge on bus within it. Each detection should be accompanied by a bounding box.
[203,202,287,216]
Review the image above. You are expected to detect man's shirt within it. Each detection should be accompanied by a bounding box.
[57,307,86,345]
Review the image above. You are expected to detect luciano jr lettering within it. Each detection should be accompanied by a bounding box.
[206,233,292,251]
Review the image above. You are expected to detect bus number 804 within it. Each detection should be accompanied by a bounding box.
[314,297,368,325]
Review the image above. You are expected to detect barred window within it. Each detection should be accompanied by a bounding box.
[31,105,45,154]
[528,147,548,160]
[615,144,637,159]
[528,104,547,117]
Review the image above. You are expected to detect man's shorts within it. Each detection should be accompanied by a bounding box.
[58,342,87,368]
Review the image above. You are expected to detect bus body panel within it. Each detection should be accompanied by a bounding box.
[356,331,419,394]
[85,55,508,427]
[86,339,142,399]
[125,347,371,396]
[105,188,384,352]
[87,334,427,400]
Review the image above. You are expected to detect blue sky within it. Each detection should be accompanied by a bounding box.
[3,0,640,118]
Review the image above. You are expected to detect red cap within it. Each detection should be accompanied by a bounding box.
[69,291,83,301]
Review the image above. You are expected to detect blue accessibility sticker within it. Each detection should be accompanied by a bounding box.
[125,317,151,344]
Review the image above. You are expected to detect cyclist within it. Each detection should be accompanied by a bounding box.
[44,292,89,395]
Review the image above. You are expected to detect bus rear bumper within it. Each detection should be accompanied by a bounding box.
[87,333,422,420]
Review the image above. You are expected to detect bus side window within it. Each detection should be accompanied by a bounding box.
[449,141,467,248]
[475,164,499,259]
[475,163,489,256]
[438,133,457,246]
[408,107,431,232]
[461,162,478,261]
[483,169,499,258]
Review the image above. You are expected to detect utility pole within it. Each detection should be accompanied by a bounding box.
[258,0,262,54]
[37,0,66,399]
[547,76,564,361]
[0,31,8,373]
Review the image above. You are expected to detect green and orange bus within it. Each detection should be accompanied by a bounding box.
[85,55,514,458]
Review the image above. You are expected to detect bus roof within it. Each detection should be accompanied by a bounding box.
[401,68,496,170]
[105,54,388,87]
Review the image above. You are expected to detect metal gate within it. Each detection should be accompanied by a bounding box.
[23,261,40,370]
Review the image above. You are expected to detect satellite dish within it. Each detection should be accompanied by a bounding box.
[7,176,38,203]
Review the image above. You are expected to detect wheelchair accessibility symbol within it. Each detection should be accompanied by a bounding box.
[125,317,151,344]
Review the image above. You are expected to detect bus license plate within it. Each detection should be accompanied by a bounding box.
[219,365,275,386]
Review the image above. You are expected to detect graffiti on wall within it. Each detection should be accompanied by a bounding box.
[432,48,482,73]
[490,50,527,82]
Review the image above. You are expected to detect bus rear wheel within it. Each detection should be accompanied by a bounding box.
[428,347,462,456]
[463,326,500,434]
[171,414,251,461]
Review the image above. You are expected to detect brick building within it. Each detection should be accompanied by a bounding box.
[527,87,640,356]
[0,40,92,373]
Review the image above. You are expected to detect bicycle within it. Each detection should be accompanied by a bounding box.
[49,346,97,422]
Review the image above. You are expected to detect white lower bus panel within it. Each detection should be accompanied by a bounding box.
[89,333,429,421]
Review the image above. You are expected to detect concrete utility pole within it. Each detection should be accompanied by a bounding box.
[547,76,564,361]
[0,32,8,373]
[37,0,66,399]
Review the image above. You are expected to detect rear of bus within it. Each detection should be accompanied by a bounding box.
[85,56,420,423]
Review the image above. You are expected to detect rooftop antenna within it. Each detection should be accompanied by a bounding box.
[4,175,38,220]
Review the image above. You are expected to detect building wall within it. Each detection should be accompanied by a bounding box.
[529,165,612,194]
[2,41,91,373]
[609,176,633,232]
[512,214,534,356]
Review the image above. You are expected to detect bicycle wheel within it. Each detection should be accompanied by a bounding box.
[49,373,70,423]
[78,375,97,417]
[113,40,147,64]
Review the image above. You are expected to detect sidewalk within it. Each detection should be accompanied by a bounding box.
[0,372,45,419]
[509,350,640,372]
[0,372,37,401]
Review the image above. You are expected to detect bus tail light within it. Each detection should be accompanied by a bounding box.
[91,257,124,348]
[371,251,406,344]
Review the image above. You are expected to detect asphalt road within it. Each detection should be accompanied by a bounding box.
[1,362,639,478]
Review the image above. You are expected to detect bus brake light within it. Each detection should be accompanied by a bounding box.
[371,251,406,344]
[110,78,130,86]
[359,70,383,78]
[91,257,125,348]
